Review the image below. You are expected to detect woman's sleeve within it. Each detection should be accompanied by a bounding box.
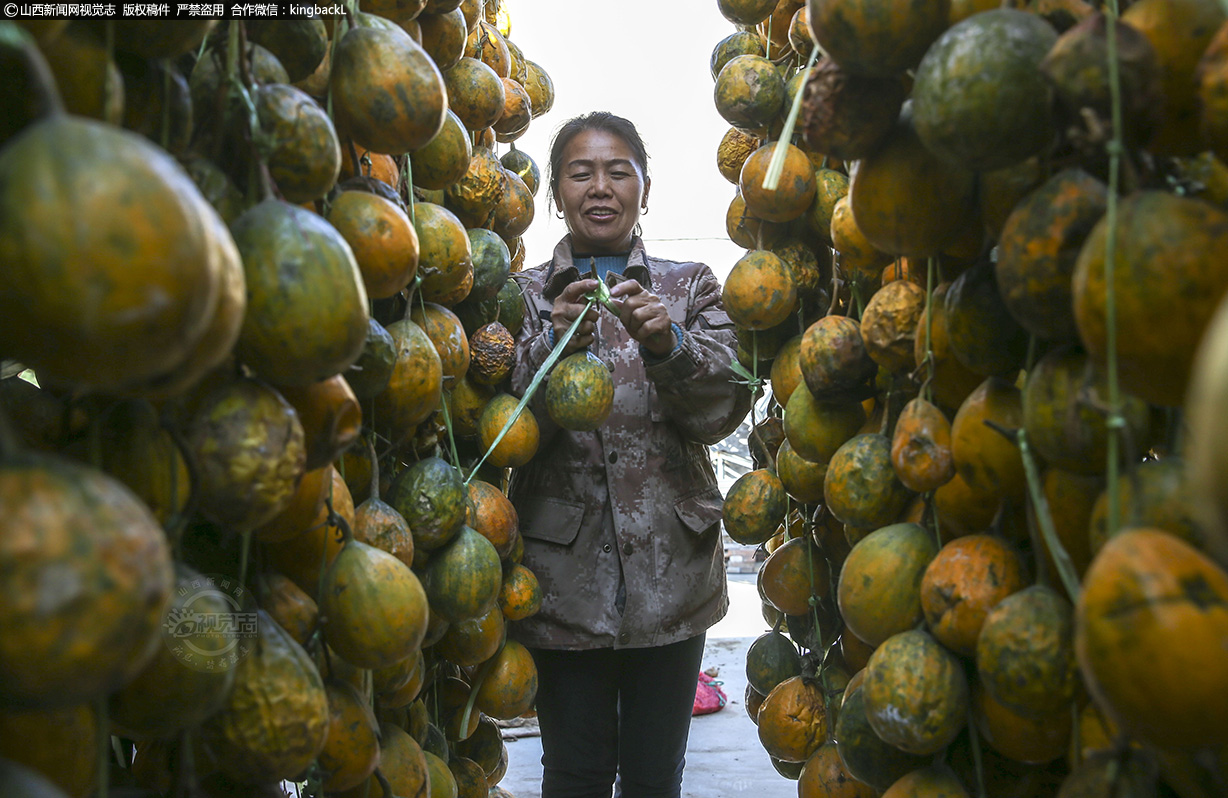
[507,276,565,448]
[643,264,753,445]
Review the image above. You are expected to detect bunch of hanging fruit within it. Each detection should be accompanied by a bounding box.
[0,3,569,796]
[710,0,1228,795]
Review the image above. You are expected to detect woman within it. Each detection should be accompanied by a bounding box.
[508,111,752,798]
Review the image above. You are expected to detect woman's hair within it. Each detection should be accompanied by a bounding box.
[547,111,651,206]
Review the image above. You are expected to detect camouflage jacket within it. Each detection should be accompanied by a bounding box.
[507,236,752,650]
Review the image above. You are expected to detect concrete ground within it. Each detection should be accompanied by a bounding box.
[498,575,798,798]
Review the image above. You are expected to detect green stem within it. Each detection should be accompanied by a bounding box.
[405,155,416,227]
[326,12,346,124]
[1070,700,1082,768]
[924,258,935,403]
[967,709,987,798]
[103,22,114,117]
[161,65,172,152]
[1017,428,1081,599]
[318,481,338,613]
[96,699,110,798]
[439,389,462,470]
[463,296,600,484]
[1103,0,1125,539]
[238,529,253,591]
[751,329,759,428]
[762,45,820,191]
[366,433,381,502]
[459,653,498,737]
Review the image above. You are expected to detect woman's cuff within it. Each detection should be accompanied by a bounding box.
[641,323,685,362]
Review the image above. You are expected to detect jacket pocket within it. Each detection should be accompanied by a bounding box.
[673,486,723,537]
[518,496,586,546]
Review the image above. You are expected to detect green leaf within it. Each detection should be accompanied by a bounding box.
[464,297,598,484]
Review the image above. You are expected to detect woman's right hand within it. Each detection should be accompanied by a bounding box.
[552,278,600,355]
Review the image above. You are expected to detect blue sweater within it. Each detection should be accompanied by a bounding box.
[574,252,631,282]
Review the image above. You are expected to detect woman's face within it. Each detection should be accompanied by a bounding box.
[554,128,650,255]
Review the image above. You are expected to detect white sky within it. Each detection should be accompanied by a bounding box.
[498,0,748,282]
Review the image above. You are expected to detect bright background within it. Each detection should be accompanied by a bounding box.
[498,0,747,281]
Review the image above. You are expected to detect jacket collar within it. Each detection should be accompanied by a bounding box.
[543,235,654,301]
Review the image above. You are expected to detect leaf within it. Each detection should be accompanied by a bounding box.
[464,298,599,483]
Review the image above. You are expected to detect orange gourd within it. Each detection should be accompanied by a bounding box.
[318,681,381,793]
[499,562,543,621]
[545,352,615,432]
[977,584,1078,720]
[723,250,800,331]
[0,453,174,708]
[758,536,830,616]
[467,480,520,559]
[330,26,446,155]
[837,522,938,646]
[891,396,957,493]
[320,536,430,669]
[327,190,419,300]
[920,534,1026,657]
[723,469,789,545]
[474,639,538,719]
[862,630,969,755]
[757,676,828,763]
[1076,529,1228,750]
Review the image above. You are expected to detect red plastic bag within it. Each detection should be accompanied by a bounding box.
[692,671,727,716]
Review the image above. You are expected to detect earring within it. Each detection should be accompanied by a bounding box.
[555,209,565,219]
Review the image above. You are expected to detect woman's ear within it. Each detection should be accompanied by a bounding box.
[641,176,652,209]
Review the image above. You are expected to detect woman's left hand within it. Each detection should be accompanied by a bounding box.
[610,279,677,357]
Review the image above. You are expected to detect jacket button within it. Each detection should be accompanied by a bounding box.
[603,543,612,553]
[619,632,630,643]
[622,542,633,556]
[608,451,618,464]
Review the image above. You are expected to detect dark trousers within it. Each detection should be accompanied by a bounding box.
[529,634,706,798]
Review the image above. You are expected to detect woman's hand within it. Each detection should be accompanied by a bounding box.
[552,279,601,355]
[610,279,677,357]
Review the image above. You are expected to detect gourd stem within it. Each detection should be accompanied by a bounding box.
[439,389,462,470]
[225,20,240,96]
[464,295,600,484]
[367,434,381,502]
[318,479,341,618]
[460,651,498,738]
[1016,427,1081,599]
[161,66,172,151]
[238,529,253,591]
[405,156,416,227]
[967,709,987,798]
[164,424,201,582]
[96,698,110,798]
[762,45,820,191]
[925,258,935,404]
[1070,700,1082,768]
[418,289,461,468]
[751,330,759,429]
[1103,0,1125,539]
[375,769,395,798]
[803,513,837,727]
[173,729,198,798]
[103,22,114,116]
